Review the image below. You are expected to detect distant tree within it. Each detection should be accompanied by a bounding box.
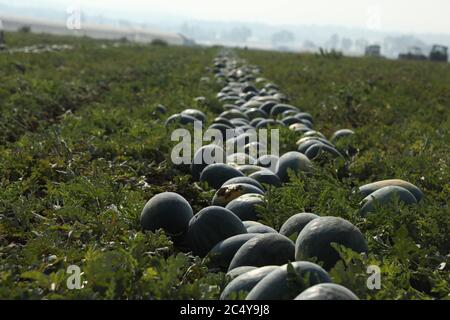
[19,26,31,33]
[326,34,340,50]
[118,20,131,28]
[271,30,295,47]
[228,26,252,43]
[180,22,213,41]
[303,40,317,51]
[355,38,368,53]
[151,38,168,46]
[0,31,5,48]
[383,35,427,58]
[341,38,353,52]
[180,22,192,36]
[0,19,5,47]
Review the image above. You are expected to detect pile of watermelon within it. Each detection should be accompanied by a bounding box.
[140,51,423,300]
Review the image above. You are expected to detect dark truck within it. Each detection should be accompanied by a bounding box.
[429,45,448,62]
[399,45,448,62]
[365,45,381,57]
[398,47,427,61]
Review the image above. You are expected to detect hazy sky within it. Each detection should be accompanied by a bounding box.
[2,0,450,34]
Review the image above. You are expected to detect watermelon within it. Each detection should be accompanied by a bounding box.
[295,112,314,123]
[294,283,359,300]
[305,143,343,160]
[208,233,259,270]
[226,266,257,281]
[244,108,268,120]
[200,163,244,189]
[213,117,234,127]
[295,216,368,269]
[276,151,312,182]
[281,116,303,126]
[249,171,282,188]
[244,142,268,159]
[246,224,277,234]
[222,177,264,192]
[235,165,267,176]
[297,139,321,154]
[165,113,198,126]
[330,129,354,143]
[270,104,299,117]
[188,206,247,257]
[359,185,418,216]
[246,261,331,300]
[256,155,279,171]
[259,101,277,114]
[226,153,257,166]
[191,145,226,180]
[249,117,265,127]
[279,213,319,239]
[219,109,249,120]
[302,130,325,139]
[358,179,423,202]
[140,192,193,245]
[243,221,263,229]
[228,233,295,271]
[225,194,265,221]
[255,119,284,129]
[220,266,279,300]
[181,108,206,122]
[207,123,232,140]
[212,183,265,207]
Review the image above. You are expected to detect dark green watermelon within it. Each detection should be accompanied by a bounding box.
[226,266,258,281]
[140,192,193,245]
[246,224,277,234]
[295,216,368,269]
[225,194,265,221]
[207,233,259,270]
[200,163,244,189]
[191,145,226,181]
[294,283,359,300]
[359,180,423,201]
[243,221,263,229]
[279,213,319,239]
[275,151,312,182]
[359,186,418,216]
[246,261,331,300]
[249,171,282,188]
[228,233,295,271]
[220,266,279,300]
[188,206,247,257]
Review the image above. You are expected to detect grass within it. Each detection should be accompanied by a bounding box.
[0,32,448,300]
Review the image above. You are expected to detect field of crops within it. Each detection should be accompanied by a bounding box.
[0,31,448,300]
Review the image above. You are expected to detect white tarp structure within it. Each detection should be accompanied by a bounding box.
[0,15,194,46]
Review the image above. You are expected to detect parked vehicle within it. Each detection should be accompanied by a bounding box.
[399,44,448,62]
[429,45,448,62]
[398,47,428,60]
[365,45,381,57]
